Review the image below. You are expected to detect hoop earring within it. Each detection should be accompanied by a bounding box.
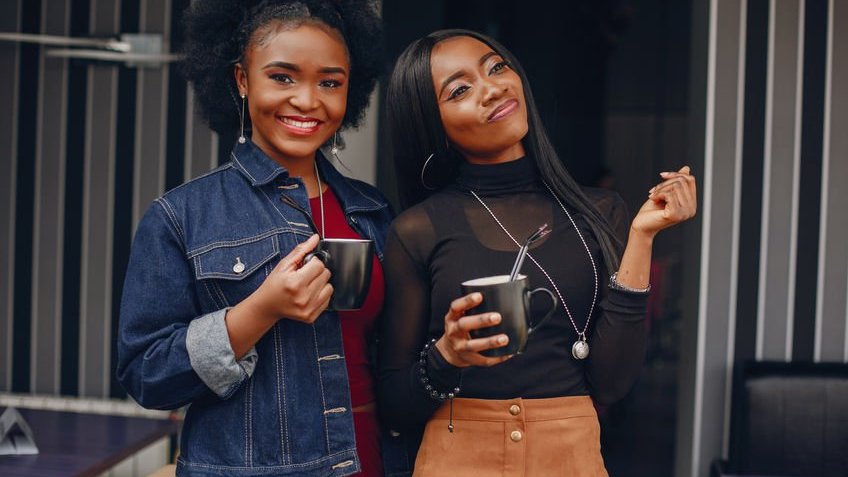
[238,94,247,144]
[420,153,438,190]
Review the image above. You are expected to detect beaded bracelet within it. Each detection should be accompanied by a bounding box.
[418,339,461,401]
[418,338,462,432]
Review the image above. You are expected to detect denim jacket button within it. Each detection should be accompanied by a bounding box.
[233,257,245,274]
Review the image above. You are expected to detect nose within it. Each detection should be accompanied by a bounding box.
[481,78,507,106]
[289,84,320,112]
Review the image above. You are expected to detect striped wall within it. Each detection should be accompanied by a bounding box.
[0,0,194,401]
[677,1,848,476]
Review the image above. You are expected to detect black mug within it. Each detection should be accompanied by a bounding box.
[305,238,374,310]
[462,274,557,357]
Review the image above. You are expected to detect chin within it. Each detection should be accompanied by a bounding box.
[274,139,326,160]
[501,125,528,145]
[496,113,528,135]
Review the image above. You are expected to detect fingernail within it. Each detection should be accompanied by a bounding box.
[660,172,671,177]
[473,293,483,301]
[649,187,656,193]
[497,335,508,344]
[490,313,500,323]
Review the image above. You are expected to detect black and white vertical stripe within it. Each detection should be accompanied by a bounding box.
[679,1,848,476]
[815,0,848,363]
[1,0,207,399]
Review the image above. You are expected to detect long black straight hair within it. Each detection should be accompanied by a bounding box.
[386,29,623,272]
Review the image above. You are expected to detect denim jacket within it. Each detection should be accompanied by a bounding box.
[117,141,413,476]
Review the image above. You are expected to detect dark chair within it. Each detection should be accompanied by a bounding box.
[712,361,848,477]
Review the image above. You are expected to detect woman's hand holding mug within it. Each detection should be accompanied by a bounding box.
[435,292,514,368]
[250,234,334,324]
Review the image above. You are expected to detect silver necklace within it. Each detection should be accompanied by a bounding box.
[469,185,598,360]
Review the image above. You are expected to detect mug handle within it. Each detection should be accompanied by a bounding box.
[303,249,330,264]
[526,287,557,335]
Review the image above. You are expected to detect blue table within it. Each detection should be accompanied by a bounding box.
[0,407,179,477]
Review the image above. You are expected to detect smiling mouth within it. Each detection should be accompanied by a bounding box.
[278,116,323,135]
[487,99,519,122]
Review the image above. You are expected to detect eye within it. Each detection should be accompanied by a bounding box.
[489,61,511,75]
[269,73,294,84]
[319,79,343,88]
[447,84,470,100]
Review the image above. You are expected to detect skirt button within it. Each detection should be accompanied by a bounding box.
[509,404,521,416]
[510,430,523,442]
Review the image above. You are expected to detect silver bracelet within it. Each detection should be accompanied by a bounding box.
[609,272,651,294]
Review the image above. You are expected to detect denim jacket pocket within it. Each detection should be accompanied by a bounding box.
[192,234,280,307]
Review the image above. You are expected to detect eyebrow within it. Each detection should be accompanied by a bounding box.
[261,61,347,76]
[438,51,500,97]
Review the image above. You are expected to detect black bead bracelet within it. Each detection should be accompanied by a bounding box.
[418,338,462,432]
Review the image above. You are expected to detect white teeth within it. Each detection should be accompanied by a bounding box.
[281,117,319,129]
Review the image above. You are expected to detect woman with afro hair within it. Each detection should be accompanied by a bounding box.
[117,2,401,476]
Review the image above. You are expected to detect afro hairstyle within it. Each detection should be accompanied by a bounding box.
[181,0,383,136]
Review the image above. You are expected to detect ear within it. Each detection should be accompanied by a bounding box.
[234,63,248,96]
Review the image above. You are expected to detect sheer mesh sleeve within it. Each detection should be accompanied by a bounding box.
[583,191,649,405]
[377,207,460,430]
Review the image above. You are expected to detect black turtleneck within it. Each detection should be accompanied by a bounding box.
[377,157,648,430]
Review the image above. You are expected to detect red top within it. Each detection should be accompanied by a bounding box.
[309,186,384,407]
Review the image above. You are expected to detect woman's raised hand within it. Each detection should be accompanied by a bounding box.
[631,166,698,237]
[434,292,514,368]
[251,234,333,324]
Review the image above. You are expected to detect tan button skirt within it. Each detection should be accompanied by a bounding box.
[413,396,609,477]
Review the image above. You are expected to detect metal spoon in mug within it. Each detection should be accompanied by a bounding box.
[509,223,552,281]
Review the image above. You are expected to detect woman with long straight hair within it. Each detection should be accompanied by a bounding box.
[377,29,696,476]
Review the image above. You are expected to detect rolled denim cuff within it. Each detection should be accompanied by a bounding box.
[186,308,258,399]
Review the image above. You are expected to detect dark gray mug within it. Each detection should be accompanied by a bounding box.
[305,238,374,310]
[462,274,557,357]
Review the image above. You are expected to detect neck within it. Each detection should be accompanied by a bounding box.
[461,142,526,165]
[455,153,539,194]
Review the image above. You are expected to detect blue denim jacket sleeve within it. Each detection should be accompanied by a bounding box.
[117,199,257,410]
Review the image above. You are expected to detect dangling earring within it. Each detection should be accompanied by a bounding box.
[327,132,353,173]
[330,132,340,160]
[238,93,247,144]
[420,153,438,190]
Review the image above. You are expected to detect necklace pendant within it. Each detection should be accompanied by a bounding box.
[572,338,590,360]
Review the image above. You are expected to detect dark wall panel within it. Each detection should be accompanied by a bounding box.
[792,0,827,362]
[11,0,41,393]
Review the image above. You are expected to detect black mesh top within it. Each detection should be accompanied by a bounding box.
[377,156,649,429]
